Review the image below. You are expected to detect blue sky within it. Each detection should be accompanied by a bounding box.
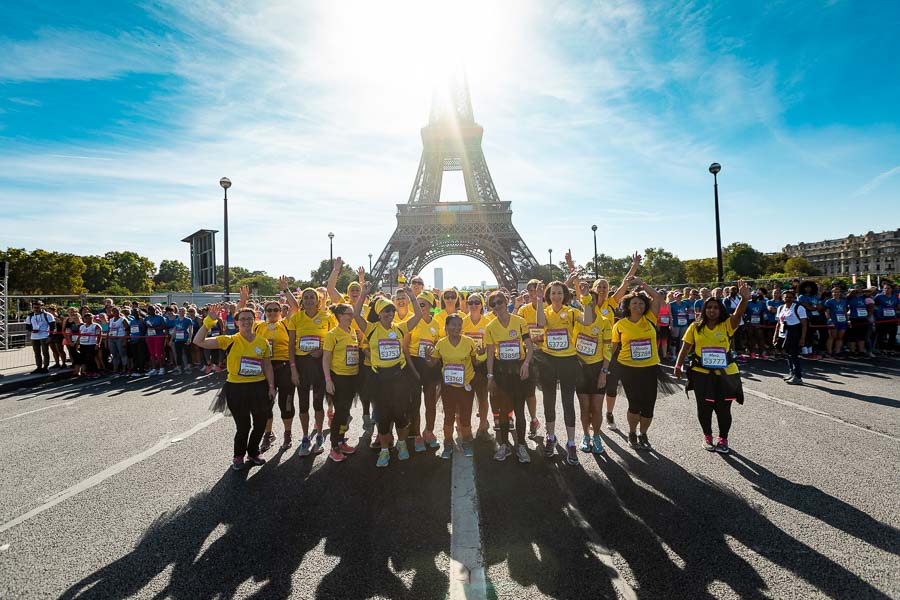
[1,0,898,288]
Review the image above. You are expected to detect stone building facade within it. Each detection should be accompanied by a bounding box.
[784,230,900,276]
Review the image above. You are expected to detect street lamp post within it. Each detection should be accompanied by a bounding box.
[328,232,335,271]
[368,253,373,273]
[709,163,724,286]
[219,177,231,299]
[591,224,599,279]
[548,248,553,279]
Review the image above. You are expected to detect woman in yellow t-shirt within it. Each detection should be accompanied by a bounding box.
[513,279,544,438]
[574,290,613,455]
[674,280,750,454]
[393,288,412,322]
[404,290,442,452]
[433,289,461,335]
[462,293,492,442]
[194,304,275,471]
[354,282,424,468]
[322,303,362,463]
[610,275,664,451]
[253,299,295,452]
[424,314,483,459]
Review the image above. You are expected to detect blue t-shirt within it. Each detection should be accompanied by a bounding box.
[746,301,766,325]
[722,296,740,314]
[127,316,144,340]
[224,315,238,334]
[798,294,821,318]
[680,300,695,322]
[846,296,868,321]
[669,301,688,327]
[693,299,705,316]
[765,300,783,324]
[144,315,167,336]
[164,315,178,334]
[874,293,898,321]
[174,317,193,342]
[824,298,848,324]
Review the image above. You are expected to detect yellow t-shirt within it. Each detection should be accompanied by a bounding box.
[323,326,360,376]
[407,316,441,359]
[574,312,613,365]
[683,320,738,375]
[541,305,581,357]
[253,320,291,361]
[516,303,544,345]
[432,335,477,387]
[611,314,659,368]
[594,297,619,323]
[287,309,337,356]
[394,307,413,323]
[461,314,489,363]
[433,310,459,337]
[365,321,410,370]
[216,333,272,384]
[484,314,530,362]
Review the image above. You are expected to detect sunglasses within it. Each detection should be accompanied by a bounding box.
[265,308,280,313]
[490,300,505,308]
[444,295,457,300]
[418,302,430,308]
[467,300,482,305]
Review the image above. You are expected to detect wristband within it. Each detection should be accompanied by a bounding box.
[486,373,494,379]
[601,367,610,375]
[203,316,218,329]
[674,364,683,370]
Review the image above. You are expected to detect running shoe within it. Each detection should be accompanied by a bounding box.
[204,364,213,375]
[494,443,511,461]
[702,435,715,452]
[130,371,141,378]
[184,366,192,374]
[298,437,312,457]
[313,433,325,454]
[440,446,453,460]
[158,369,166,376]
[213,365,222,373]
[425,432,440,449]
[476,428,493,442]
[543,435,556,458]
[760,353,769,360]
[414,436,426,453]
[397,440,410,461]
[566,443,579,465]
[715,437,730,454]
[260,432,276,452]
[172,367,182,375]
[786,377,804,385]
[783,374,795,381]
[628,432,640,449]
[591,434,604,454]
[516,444,531,463]
[462,441,474,458]
[606,413,618,431]
[376,448,390,467]
[338,442,356,455]
[247,455,266,467]
[328,448,346,462]
[579,434,591,453]
[638,433,652,450]
[146,369,157,376]
[232,456,246,471]
[529,418,540,438]
[750,352,758,359]
[281,430,293,450]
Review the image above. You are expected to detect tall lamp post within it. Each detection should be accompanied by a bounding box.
[328,232,335,271]
[591,224,599,279]
[219,177,231,299]
[548,248,553,280]
[709,163,724,285]
[368,253,373,272]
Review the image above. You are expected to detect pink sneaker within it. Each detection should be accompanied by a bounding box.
[750,352,758,359]
[328,448,346,462]
[204,364,212,374]
[761,353,769,360]
[338,442,356,455]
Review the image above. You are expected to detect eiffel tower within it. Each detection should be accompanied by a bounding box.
[371,73,538,289]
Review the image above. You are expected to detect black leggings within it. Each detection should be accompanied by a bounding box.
[695,395,733,439]
[876,321,898,351]
[80,345,98,374]
[494,360,527,445]
[295,354,325,414]
[373,366,410,435]
[329,372,356,447]
[618,364,658,418]
[539,353,579,428]
[225,380,272,458]
[272,361,296,419]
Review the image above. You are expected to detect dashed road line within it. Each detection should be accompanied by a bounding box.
[450,447,487,600]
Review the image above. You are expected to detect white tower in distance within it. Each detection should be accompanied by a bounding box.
[434,267,444,291]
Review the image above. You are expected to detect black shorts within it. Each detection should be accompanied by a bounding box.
[577,361,607,396]
[618,364,659,418]
[523,352,542,398]
[846,321,868,342]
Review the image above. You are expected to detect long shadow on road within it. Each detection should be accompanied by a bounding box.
[58,433,451,600]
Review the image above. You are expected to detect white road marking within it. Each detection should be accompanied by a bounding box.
[0,414,223,534]
[549,467,638,600]
[742,387,899,442]
[0,400,77,422]
[449,448,487,600]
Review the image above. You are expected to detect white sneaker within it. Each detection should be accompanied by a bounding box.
[172,367,182,375]
[146,369,157,376]
[158,369,166,376]
[184,366,192,374]
[516,444,531,463]
[493,443,511,461]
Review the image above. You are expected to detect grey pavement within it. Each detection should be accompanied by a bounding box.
[0,357,897,599]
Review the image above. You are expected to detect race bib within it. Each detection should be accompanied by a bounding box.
[130,325,140,334]
[545,328,569,351]
[468,332,484,352]
[855,307,868,318]
[418,339,434,358]
[884,308,896,317]
[575,333,598,357]
[528,326,544,342]
[346,345,359,366]
[750,315,760,325]
[700,346,728,369]
[676,316,687,327]
[443,363,465,386]
[147,328,157,336]
[238,356,263,377]
[378,338,401,361]
[498,340,521,361]
[835,313,846,323]
[175,330,187,341]
[299,336,320,352]
[629,339,652,361]
[659,315,670,326]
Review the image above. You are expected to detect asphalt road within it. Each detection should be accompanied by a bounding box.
[0,356,898,599]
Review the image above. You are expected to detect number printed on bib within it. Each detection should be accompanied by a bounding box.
[147,328,157,336]
[545,328,569,351]
[835,313,847,323]
[676,316,687,327]
[238,356,263,377]
[575,333,598,356]
[659,315,670,326]
[346,345,359,366]
[498,340,521,361]
[884,308,896,317]
[629,339,652,361]
[418,340,434,358]
[378,338,401,361]
[855,307,868,318]
[750,315,761,325]
[130,325,140,334]
[299,336,320,352]
[443,363,465,386]
[700,346,728,369]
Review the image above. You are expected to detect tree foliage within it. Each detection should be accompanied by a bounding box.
[154,259,192,292]
[105,251,155,294]
[642,247,686,285]
[724,242,766,278]
[0,248,86,294]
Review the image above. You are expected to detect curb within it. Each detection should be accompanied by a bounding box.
[0,369,75,393]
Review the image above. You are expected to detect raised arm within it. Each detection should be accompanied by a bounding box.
[279,276,299,314]
[729,280,751,329]
[325,257,345,305]
[353,282,372,333]
[403,285,425,330]
[611,251,642,304]
[237,285,250,310]
[630,275,661,315]
[535,282,547,327]
[192,303,225,349]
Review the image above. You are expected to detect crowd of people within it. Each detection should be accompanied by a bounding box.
[23,254,900,470]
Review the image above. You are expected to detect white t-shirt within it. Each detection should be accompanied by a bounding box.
[777,303,807,327]
[28,311,55,340]
[109,317,128,339]
[79,323,101,346]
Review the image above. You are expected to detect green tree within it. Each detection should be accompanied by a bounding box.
[307,259,357,292]
[0,248,85,294]
[764,252,789,275]
[595,254,633,280]
[154,259,192,292]
[105,251,155,293]
[234,274,280,296]
[783,257,820,276]
[642,247,686,285]
[683,258,719,285]
[82,255,115,293]
[724,242,765,278]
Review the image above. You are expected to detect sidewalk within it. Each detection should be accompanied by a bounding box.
[0,348,75,393]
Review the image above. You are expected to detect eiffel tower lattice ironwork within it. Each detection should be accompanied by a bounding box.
[371,75,538,289]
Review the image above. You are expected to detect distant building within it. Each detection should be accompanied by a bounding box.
[434,267,443,291]
[784,229,899,276]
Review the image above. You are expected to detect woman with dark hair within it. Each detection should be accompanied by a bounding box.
[255,297,296,451]
[434,288,461,335]
[322,301,365,462]
[143,305,168,376]
[845,287,871,358]
[797,280,823,359]
[824,286,849,358]
[461,293,493,445]
[774,290,808,384]
[675,281,750,454]
[405,290,442,452]
[46,305,67,369]
[874,282,899,355]
[575,289,612,454]
[609,276,665,450]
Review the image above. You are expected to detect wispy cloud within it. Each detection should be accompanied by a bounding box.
[854,165,900,197]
